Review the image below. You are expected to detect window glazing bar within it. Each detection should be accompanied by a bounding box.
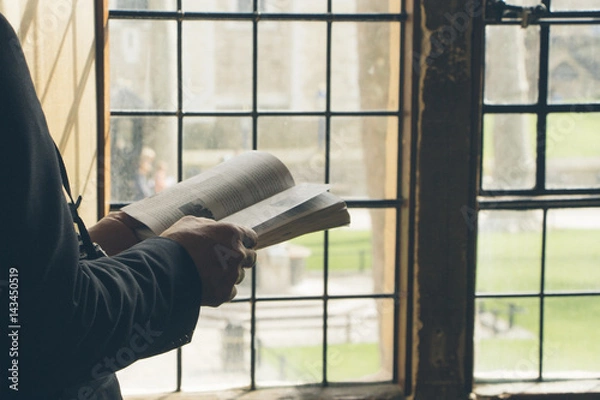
[478,195,600,209]
[108,10,407,22]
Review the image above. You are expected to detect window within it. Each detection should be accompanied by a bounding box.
[105,0,407,396]
[474,0,600,391]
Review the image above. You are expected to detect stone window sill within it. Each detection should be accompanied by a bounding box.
[124,383,404,400]
[473,379,600,399]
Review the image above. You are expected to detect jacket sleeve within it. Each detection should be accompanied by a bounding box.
[0,12,202,395]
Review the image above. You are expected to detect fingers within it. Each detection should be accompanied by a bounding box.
[241,250,256,268]
[241,228,258,249]
[235,266,245,285]
[161,216,258,307]
[229,286,238,302]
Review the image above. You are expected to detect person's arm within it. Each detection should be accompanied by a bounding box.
[88,211,146,256]
[0,12,256,396]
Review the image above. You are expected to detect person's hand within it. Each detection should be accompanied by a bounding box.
[88,211,146,256]
[160,216,258,307]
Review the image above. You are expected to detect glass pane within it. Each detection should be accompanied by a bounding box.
[182,302,252,391]
[543,297,600,379]
[476,210,543,294]
[109,0,177,10]
[182,117,253,180]
[117,350,177,395]
[484,26,540,105]
[263,0,326,13]
[329,209,396,296]
[330,117,398,200]
[509,0,544,5]
[549,25,600,104]
[333,0,401,13]
[110,20,177,111]
[257,116,325,184]
[183,21,253,112]
[184,0,325,13]
[546,113,600,189]
[327,298,393,382]
[551,0,600,11]
[474,298,540,380]
[257,231,324,297]
[332,22,400,111]
[546,208,600,292]
[110,117,177,203]
[255,300,324,386]
[257,22,326,111]
[481,114,537,190]
[182,0,227,12]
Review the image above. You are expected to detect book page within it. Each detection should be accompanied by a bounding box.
[254,191,350,248]
[122,151,295,235]
[220,183,330,232]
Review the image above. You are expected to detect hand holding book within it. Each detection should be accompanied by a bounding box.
[121,151,351,249]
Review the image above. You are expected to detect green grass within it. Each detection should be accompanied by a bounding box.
[476,297,600,375]
[261,342,381,382]
[477,228,600,293]
[287,226,600,377]
[289,229,372,272]
[482,113,600,165]
[475,227,600,376]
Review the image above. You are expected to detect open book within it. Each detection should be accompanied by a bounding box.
[122,151,351,249]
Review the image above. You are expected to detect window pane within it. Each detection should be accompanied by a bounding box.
[183,0,325,13]
[474,298,540,380]
[257,116,325,184]
[276,231,325,297]
[329,209,396,296]
[549,25,600,104]
[546,208,600,292]
[546,113,600,189]
[332,22,400,111]
[484,26,540,105]
[182,117,253,180]
[110,117,177,203]
[481,114,537,191]
[476,210,543,294]
[333,0,401,13]
[109,0,177,10]
[182,0,226,12]
[255,300,324,386]
[330,117,398,200]
[110,20,177,111]
[551,0,600,11]
[117,350,177,394]
[257,22,326,111]
[262,0,326,13]
[327,298,393,383]
[509,0,544,5]
[183,21,253,112]
[543,297,600,379]
[182,302,252,391]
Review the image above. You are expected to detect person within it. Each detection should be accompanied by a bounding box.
[0,13,257,399]
[133,146,157,200]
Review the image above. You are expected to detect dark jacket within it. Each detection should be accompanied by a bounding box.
[0,13,202,399]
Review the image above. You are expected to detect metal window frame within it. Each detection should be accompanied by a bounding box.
[104,0,410,393]
[475,0,600,384]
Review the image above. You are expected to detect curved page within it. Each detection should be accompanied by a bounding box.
[122,151,295,235]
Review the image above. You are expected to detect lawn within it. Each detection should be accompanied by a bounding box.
[289,226,600,378]
[475,227,600,377]
[482,112,600,162]
[289,229,372,273]
[260,342,381,382]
